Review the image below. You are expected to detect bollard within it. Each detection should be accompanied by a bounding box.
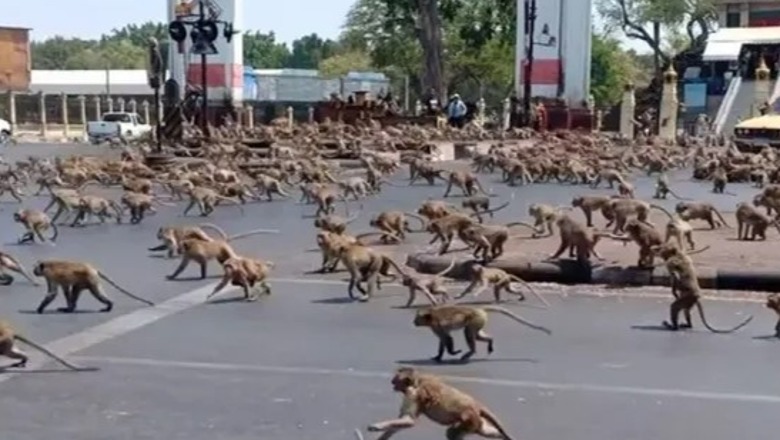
[61,93,69,138]
[246,104,254,130]
[129,99,137,115]
[117,97,125,113]
[501,98,511,131]
[142,101,150,127]
[414,100,422,117]
[107,96,114,113]
[6,91,17,133]
[78,96,87,138]
[476,97,486,127]
[94,96,102,121]
[286,106,293,129]
[308,105,315,124]
[38,92,47,138]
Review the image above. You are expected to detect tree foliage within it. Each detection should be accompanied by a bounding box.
[591,32,638,106]
[319,50,373,77]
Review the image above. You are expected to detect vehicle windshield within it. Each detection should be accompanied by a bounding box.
[103,113,132,123]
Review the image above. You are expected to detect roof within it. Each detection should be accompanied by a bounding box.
[734,114,780,130]
[0,25,32,31]
[30,70,158,95]
[703,26,780,62]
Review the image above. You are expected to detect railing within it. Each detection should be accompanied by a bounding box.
[713,76,741,135]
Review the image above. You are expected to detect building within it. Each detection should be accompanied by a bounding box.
[0,26,31,92]
[713,0,780,28]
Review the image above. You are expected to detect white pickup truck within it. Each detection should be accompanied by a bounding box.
[86,112,152,144]
[0,117,11,145]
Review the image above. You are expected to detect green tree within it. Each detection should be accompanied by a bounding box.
[319,50,373,77]
[243,31,291,68]
[590,32,636,106]
[287,34,339,69]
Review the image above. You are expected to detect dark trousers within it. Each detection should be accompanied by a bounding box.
[448,116,465,128]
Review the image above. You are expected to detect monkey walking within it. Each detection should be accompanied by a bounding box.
[365,367,516,440]
[456,264,550,307]
[206,256,275,302]
[13,208,58,244]
[400,258,455,307]
[33,260,155,314]
[0,320,97,371]
[414,304,551,363]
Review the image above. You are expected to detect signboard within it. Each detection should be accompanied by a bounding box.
[684,82,707,109]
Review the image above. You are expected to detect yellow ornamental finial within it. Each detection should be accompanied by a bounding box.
[756,57,771,81]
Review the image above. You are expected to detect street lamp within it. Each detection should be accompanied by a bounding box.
[168,0,235,139]
[523,0,537,128]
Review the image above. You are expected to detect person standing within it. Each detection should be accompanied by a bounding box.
[447,94,467,128]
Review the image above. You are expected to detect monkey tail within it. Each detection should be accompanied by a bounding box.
[694,302,753,334]
[713,208,733,228]
[48,221,59,242]
[13,334,98,372]
[198,223,229,240]
[470,201,510,218]
[478,408,518,440]
[345,206,363,225]
[649,204,673,220]
[434,258,456,278]
[505,221,537,232]
[227,228,280,241]
[482,306,552,335]
[97,272,155,306]
[383,256,409,278]
[685,244,711,256]
[668,189,691,201]
[404,211,428,231]
[508,275,551,308]
[353,428,365,440]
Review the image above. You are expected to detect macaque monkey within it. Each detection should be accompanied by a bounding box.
[527,203,560,237]
[32,260,154,314]
[675,201,730,229]
[456,264,549,306]
[461,197,509,223]
[443,170,492,198]
[547,214,604,263]
[0,251,39,286]
[734,202,780,240]
[182,186,243,217]
[0,320,97,371]
[365,367,516,440]
[653,205,695,250]
[653,173,688,200]
[369,211,427,243]
[150,223,229,258]
[571,195,613,227]
[314,211,360,234]
[765,293,780,338]
[14,208,58,244]
[119,191,175,224]
[413,305,551,362]
[401,258,455,307]
[206,256,274,302]
[166,229,275,280]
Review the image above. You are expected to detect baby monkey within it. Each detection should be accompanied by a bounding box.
[0,320,97,371]
[14,208,58,244]
[414,304,552,363]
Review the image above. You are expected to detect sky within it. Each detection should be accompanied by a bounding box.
[2,0,647,51]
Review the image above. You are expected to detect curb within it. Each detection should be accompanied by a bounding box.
[405,254,780,293]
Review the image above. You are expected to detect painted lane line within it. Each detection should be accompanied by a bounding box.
[72,355,780,405]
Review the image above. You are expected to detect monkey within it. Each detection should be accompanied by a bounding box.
[255,174,291,201]
[166,229,276,280]
[443,170,492,198]
[571,195,614,227]
[527,203,563,237]
[45,190,83,225]
[417,199,461,221]
[13,208,58,244]
[765,293,780,338]
[603,198,660,234]
[409,163,448,186]
[652,205,696,250]
[336,240,406,301]
[214,181,258,204]
[401,258,456,307]
[753,192,780,216]
[369,211,428,243]
[0,179,25,203]
[425,213,478,255]
[314,210,361,234]
[365,367,516,440]
[459,222,537,262]
[0,251,39,286]
[32,260,154,314]
[119,175,153,194]
[710,167,734,195]
[182,186,243,217]
[299,182,326,204]
[149,223,230,258]
[461,197,509,223]
[455,264,549,306]
[70,195,123,226]
[653,173,689,200]
[547,214,605,263]
[310,185,346,216]
[589,168,626,189]
[338,176,375,200]
[119,191,175,224]
[413,305,551,362]
[735,202,780,240]
[654,243,754,333]
[206,256,275,302]
[649,242,710,299]
[605,218,664,268]
[0,320,97,371]
[314,231,387,273]
[617,179,636,198]
[675,201,731,229]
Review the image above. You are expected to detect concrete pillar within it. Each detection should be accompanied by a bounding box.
[476,98,486,127]
[658,65,679,141]
[414,100,422,116]
[754,57,771,117]
[142,100,150,125]
[619,82,636,139]
[246,104,254,129]
[78,96,87,137]
[501,98,511,130]
[107,97,114,113]
[595,109,603,132]
[60,93,70,138]
[38,92,47,137]
[94,96,102,120]
[307,105,315,124]
[129,99,138,114]
[117,97,125,113]
[6,91,17,132]
[286,106,293,129]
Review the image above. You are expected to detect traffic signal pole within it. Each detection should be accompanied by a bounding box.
[198,0,209,137]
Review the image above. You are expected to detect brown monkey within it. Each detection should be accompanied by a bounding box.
[255,174,291,201]
[14,208,58,244]
[734,202,780,240]
[149,223,230,258]
[527,203,561,237]
[605,218,664,268]
[401,258,456,307]
[653,173,689,200]
[443,170,491,198]
[166,229,275,280]
[314,231,387,273]
[414,305,551,363]
[119,175,153,194]
[206,256,275,302]
[547,214,604,263]
[365,367,516,440]
[653,205,696,250]
[459,222,536,262]
[425,213,479,255]
[710,167,733,195]
[571,195,613,227]
[655,244,753,333]
[314,211,360,234]
[417,200,459,221]
[455,264,549,306]
[45,190,83,224]
[369,211,427,243]
[337,241,406,301]
[0,320,97,371]
[0,251,38,286]
[675,201,731,229]
[70,195,122,226]
[0,179,25,202]
[765,293,780,338]
[461,197,509,223]
[603,198,659,234]
[32,260,154,314]
[617,179,636,198]
[119,192,175,224]
[590,169,625,189]
[310,185,346,216]
[182,186,243,217]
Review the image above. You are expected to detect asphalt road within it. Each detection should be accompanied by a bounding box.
[0,143,777,440]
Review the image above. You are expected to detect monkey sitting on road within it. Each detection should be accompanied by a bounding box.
[206,256,275,302]
[366,367,516,440]
[13,208,58,244]
[0,320,97,371]
[765,293,780,338]
[456,264,549,306]
[32,260,154,314]
[414,305,551,363]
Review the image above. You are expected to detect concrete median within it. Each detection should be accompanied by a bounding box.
[405,254,780,293]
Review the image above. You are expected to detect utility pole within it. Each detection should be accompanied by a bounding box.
[523,0,537,128]
[198,0,209,137]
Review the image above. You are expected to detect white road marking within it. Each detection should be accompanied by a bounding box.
[71,354,780,404]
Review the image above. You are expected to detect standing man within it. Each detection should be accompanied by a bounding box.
[447,94,467,128]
